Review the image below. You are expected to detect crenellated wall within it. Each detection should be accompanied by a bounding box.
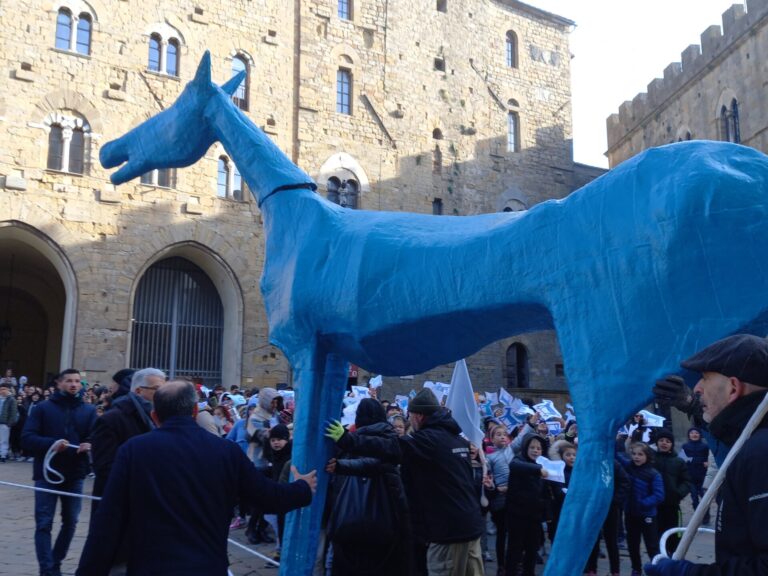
[606,0,768,167]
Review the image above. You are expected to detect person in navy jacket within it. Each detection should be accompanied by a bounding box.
[76,380,316,576]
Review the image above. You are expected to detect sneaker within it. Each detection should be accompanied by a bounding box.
[229,517,245,530]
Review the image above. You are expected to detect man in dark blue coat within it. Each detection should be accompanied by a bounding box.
[22,368,96,576]
[76,380,316,576]
[646,334,768,576]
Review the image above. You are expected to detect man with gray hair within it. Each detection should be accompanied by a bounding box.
[89,367,167,573]
[77,380,316,575]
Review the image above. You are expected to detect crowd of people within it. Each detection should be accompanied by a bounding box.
[3,333,768,576]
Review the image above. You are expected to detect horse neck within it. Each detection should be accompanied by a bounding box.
[203,92,316,206]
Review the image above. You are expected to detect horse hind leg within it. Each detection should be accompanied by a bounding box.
[280,347,348,576]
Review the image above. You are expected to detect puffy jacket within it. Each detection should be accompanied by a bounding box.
[680,434,710,484]
[654,450,690,507]
[506,434,553,522]
[337,408,483,544]
[486,445,513,511]
[22,390,97,481]
[617,453,664,518]
[0,394,19,426]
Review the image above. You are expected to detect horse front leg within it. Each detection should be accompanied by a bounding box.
[280,347,348,576]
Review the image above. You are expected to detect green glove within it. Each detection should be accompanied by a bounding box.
[325,420,345,442]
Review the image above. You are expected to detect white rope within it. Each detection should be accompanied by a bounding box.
[0,478,281,567]
[43,440,81,485]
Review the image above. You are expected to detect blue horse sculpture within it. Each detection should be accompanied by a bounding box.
[101,53,768,575]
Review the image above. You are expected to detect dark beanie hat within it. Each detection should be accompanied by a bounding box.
[112,368,136,393]
[269,424,290,441]
[654,428,675,446]
[355,398,387,428]
[681,334,768,387]
[408,388,442,414]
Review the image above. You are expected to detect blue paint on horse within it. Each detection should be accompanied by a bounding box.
[100,52,768,576]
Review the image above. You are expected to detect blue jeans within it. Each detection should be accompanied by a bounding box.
[34,478,84,574]
[689,481,705,510]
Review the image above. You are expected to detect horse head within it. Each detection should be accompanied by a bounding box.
[100,51,244,185]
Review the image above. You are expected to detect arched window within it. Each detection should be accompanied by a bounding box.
[327,177,341,204]
[148,34,161,71]
[131,257,224,384]
[505,343,529,388]
[337,69,352,114]
[68,128,85,173]
[55,9,72,51]
[45,112,90,174]
[217,157,229,197]
[341,179,359,209]
[507,111,520,152]
[232,164,244,202]
[506,31,518,68]
[47,125,64,170]
[231,56,249,111]
[76,13,91,55]
[166,38,179,77]
[721,99,741,144]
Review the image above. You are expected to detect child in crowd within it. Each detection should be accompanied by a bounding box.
[618,442,664,576]
[264,424,292,560]
[505,434,553,576]
[484,425,513,576]
[652,429,690,555]
[679,427,710,514]
[547,439,576,542]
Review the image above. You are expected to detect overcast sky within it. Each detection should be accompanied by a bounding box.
[526,0,746,168]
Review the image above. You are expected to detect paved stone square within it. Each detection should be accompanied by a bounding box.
[1,459,715,575]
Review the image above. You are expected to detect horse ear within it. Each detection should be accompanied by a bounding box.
[221,71,246,96]
[193,51,212,86]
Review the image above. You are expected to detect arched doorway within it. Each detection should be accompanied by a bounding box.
[0,224,74,387]
[130,257,225,385]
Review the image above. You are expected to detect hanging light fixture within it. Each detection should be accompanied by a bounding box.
[0,254,13,353]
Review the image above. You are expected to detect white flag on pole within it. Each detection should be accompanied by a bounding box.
[446,359,484,448]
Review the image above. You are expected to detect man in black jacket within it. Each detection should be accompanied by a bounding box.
[327,388,484,576]
[646,334,768,576]
[77,380,316,576]
[22,368,97,576]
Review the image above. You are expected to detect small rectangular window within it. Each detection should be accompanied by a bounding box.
[76,17,91,55]
[148,37,161,72]
[434,58,446,72]
[157,168,176,188]
[338,0,351,20]
[47,126,64,170]
[436,0,447,12]
[68,129,85,174]
[507,112,519,152]
[336,69,351,115]
[55,11,71,51]
[432,198,443,215]
[555,363,565,377]
[140,171,154,185]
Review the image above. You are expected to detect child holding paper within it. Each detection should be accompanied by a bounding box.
[484,424,514,576]
[547,440,576,542]
[504,434,553,576]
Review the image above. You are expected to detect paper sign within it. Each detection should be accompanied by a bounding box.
[547,421,562,436]
[485,392,499,406]
[480,402,494,418]
[498,406,526,432]
[638,409,665,428]
[341,399,360,426]
[498,388,515,407]
[351,385,371,399]
[537,456,566,483]
[408,389,417,399]
[534,399,562,421]
[394,395,409,414]
[369,375,383,388]
[424,381,451,405]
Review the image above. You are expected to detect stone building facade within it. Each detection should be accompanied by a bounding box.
[606,0,768,167]
[0,0,597,398]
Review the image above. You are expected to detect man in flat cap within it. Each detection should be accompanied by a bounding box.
[646,334,768,576]
[326,388,484,576]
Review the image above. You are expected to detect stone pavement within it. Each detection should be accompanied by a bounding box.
[1,459,715,576]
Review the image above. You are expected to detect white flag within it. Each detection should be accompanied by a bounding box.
[638,409,666,428]
[534,399,562,421]
[446,360,484,448]
[537,456,566,483]
[369,375,383,389]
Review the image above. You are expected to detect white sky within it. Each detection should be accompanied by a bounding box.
[526,0,746,168]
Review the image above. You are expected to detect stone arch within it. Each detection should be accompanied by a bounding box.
[316,153,371,197]
[129,241,244,386]
[48,0,100,21]
[35,89,103,134]
[227,48,255,67]
[0,220,79,371]
[714,88,739,119]
[496,185,529,212]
